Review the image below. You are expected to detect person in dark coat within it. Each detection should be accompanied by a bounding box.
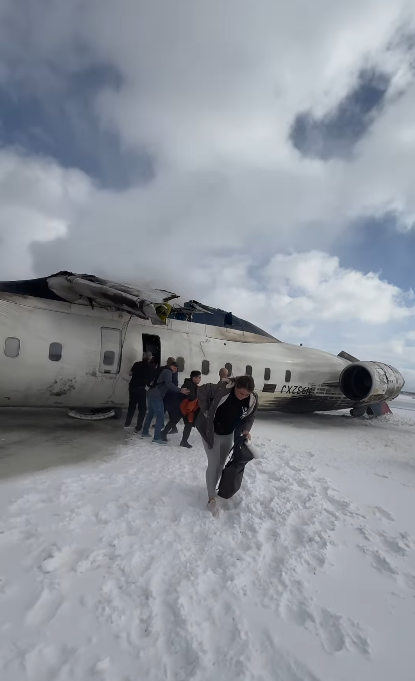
[163,357,180,433]
[161,370,201,446]
[124,351,154,432]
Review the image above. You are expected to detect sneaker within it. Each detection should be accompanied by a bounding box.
[152,439,167,446]
[160,433,169,442]
[141,432,151,438]
[170,426,179,434]
[180,441,192,449]
[207,499,219,516]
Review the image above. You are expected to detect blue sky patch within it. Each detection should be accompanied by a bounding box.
[0,63,154,189]
[333,213,415,292]
[290,68,391,160]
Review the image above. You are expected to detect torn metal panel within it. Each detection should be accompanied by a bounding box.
[47,273,179,320]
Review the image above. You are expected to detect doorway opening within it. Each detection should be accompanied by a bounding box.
[142,334,161,366]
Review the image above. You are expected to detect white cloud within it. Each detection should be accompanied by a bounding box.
[0,152,93,280]
[0,1,415,387]
[199,251,414,330]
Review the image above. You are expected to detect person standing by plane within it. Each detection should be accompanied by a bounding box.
[218,367,229,383]
[160,370,202,446]
[142,359,190,445]
[196,375,258,514]
[124,351,154,432]
[163,356,180,434]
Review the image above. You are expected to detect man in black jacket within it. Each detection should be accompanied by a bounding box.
[161,370,201,446]
[163,356,180,433]
[124,351,154,432]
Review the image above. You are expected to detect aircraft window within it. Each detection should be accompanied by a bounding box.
[176,356,185,372]
[285,370,291,383]
[264,368,271,381]
[49,342,62,362]
[103,350,115,366]
[245,365,252,376]
[225,362,232,375]
[4,337,20,358]
[202,360,210,375]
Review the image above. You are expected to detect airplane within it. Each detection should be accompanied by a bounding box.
[0,271,404,420]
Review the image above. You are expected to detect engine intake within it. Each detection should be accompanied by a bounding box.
[339,361,404,404]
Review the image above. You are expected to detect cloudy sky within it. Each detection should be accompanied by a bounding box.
[1,0,415,387]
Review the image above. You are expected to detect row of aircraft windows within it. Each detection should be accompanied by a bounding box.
[4,337,63,362]
[200,359,292,383]
[3,338,293,383]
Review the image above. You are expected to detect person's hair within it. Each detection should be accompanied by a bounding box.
[190,370,201,379]
[143,351,153,361]
[219,367,228,377]
[166,356,176,366]
[234,375,255,392]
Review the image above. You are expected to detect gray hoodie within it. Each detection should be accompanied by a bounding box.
[146,367,182,400]
[196,379,258,449]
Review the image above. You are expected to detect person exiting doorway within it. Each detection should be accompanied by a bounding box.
[124,351,154,432]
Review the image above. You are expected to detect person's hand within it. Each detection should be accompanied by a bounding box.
[181,388,190,395]
[242,430,251,440]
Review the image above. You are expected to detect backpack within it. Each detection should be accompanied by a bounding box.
[217,438,254,499]
[148,366,166,389]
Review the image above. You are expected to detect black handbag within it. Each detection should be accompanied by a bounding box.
[217,438,254,499]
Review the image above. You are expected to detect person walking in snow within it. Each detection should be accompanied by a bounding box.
[124,351,154,432]
[142,359,190,445]
[160,370,201,447]
[196,375,258,514]
[163,356,180,434]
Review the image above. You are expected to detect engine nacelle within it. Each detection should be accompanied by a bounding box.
[339,361,404,404]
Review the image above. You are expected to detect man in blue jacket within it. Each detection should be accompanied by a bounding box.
[142,358,190,445]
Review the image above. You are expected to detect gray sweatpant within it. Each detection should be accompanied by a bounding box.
[202,433,234,499]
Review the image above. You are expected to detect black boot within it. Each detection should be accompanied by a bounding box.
[180,441,192,449]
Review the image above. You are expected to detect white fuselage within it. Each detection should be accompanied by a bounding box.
[0,293,386,412]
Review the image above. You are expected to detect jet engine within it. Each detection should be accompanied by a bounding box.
[339,361,404,404]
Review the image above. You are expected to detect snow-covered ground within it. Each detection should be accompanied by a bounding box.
[1,401,415,681]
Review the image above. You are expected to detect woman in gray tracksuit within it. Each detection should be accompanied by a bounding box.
[196,375,258,513]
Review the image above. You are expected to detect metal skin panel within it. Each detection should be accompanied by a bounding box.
[0,293,405,411]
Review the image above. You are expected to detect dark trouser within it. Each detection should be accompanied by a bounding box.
[162,414,194,443]
[162,400,182,437]
[125,387,147,429]
[182,418,192,444]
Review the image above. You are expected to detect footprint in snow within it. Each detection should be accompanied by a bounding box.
[25,588,63,627]
[358,526,411,558]
[41,545,84,573]
[380,534,411,557]
[358,545,398,575]
[315,608,370,656]
[280,594,370,657]
[373,506,395,522]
